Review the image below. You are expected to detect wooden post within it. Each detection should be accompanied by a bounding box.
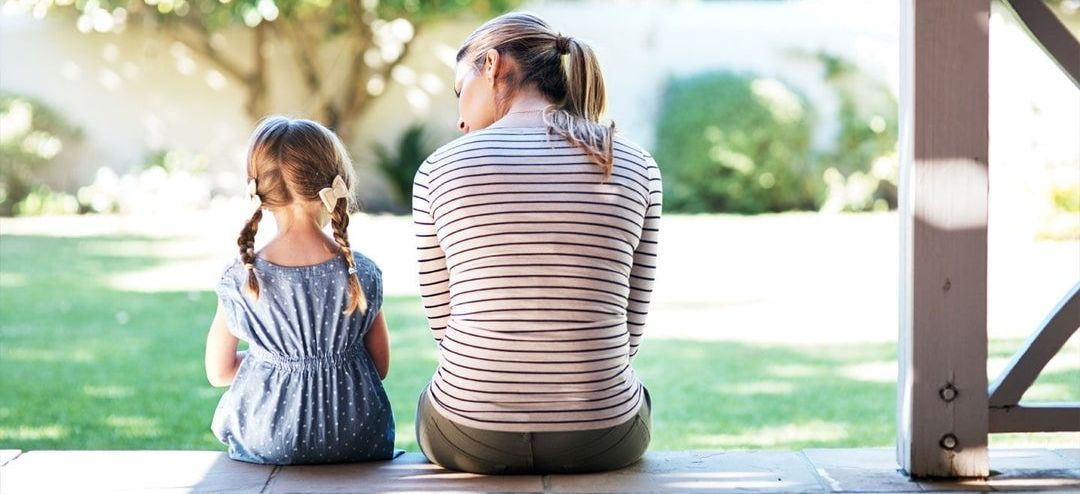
[897,0,990,478]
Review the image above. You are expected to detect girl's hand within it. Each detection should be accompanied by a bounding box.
[205,301,244,387]
[365,311,391,380]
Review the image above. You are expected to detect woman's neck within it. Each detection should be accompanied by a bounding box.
[489,90,554,129]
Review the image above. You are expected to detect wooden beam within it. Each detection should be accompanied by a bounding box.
[989,282,1080,407]
[990,403,1080,433]
[1002,0,1080,88]
[897,0,990,479]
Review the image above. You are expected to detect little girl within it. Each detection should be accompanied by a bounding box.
[204,116,397,464]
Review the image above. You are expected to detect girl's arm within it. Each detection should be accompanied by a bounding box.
[205,301,245,387]
[365,311,390,380]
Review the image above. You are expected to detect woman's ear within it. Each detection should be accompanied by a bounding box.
[484,48,500,86]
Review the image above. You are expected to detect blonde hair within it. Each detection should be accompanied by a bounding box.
[239,116,367,315]
[456,12,615,175]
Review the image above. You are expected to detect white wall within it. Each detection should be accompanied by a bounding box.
[2,0,1075,217]
[0,13,253,192]
[0,0,900,195]
[0,10,472,208]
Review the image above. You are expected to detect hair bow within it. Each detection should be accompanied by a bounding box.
[318,175,349,212]
[247,178,262,214]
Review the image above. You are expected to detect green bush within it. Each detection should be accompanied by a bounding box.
[0,93,81,216]
[654,72,820,214]
[371,123,436,213]
[814,53,898,212]
[1051,183,1079,213]
[14,185,80,216]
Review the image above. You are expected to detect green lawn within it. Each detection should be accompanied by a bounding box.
[1,233,1076,452]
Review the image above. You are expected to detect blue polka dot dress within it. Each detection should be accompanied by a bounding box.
[210,250,398,465]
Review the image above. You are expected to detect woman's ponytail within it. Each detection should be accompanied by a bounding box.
[457,13,616,176]
[544,34,615,176]
[561,36,605,122]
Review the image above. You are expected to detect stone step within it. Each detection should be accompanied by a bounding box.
[1,448,1077,493]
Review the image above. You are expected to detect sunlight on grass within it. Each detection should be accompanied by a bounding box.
[195,388,223,399]
[988,334,1080,375]
[840,361,896,383]
[991,432,1080,447]
[1,232,1077,453]
[0,425,68,441]
[107,262,222,293]
[78,239,168,257]
[78,236,228,293]
[987,348,1080,376]
[3,347,97,363]
[688,421,849,449]
[766,364,824,378]
[83,385,134,399]
[1023,383,1078,402]
[0,272,26,288]
[104,416,160,438]
[717,381,796,395]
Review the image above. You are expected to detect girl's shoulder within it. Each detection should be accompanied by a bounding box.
[215,251,381,297]
[215,257,248,302]
[349,249,381,278]
[218,257,244,284]
[220,250,376,271]
[349,250,384,314]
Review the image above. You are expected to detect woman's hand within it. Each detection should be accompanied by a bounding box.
[365,311,391,380]
[205,301,245,387]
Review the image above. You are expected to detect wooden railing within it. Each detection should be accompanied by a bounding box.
[988,283,1080,433]
[1002,0,1079,86]
[986,0,1080,436]
[898,0,1079,478]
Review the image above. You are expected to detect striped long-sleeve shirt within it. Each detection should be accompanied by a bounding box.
[412,127,662,432]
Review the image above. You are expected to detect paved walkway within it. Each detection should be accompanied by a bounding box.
[1,448,1077,493]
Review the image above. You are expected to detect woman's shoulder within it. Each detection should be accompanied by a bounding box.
[612,134,655,165]
[420,128,553,171]
[420,132,485,171]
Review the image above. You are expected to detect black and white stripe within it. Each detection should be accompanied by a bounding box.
[413,127,661,432]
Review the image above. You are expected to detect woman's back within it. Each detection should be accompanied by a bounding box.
[413,128,662,432]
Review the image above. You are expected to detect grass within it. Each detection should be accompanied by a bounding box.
[0,233,1076,452]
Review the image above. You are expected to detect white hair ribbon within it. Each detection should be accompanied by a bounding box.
[247,178,262,214]
[318,175,349,212]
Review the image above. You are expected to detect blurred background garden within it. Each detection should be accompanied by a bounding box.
[0,0,1077,453]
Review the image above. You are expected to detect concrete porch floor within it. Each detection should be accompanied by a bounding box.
[1,448,1077,493]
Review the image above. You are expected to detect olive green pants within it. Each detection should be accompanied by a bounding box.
[415,386,651,474]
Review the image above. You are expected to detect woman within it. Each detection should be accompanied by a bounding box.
[412,13,662,474]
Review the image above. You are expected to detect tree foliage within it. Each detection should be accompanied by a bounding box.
[16,0,517,141]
